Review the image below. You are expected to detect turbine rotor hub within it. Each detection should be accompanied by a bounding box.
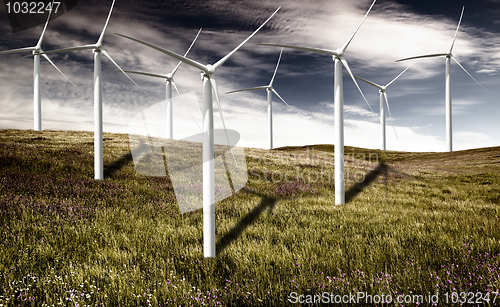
[206,64,216,75]
[166,73,173,80]
[201,65,216,79]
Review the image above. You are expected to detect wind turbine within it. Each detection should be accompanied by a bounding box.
[258,0,377,205]
[226,48,293,150]
[117,28,202,139]
[396,6,484,152]
[347,64,412,150]
[0,3,80,131]
[38,0,146,180]
[117,7,280,257]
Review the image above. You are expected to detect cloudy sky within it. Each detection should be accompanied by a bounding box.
[0,0,499,152]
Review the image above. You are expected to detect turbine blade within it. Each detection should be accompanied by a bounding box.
[451,56,486,90]
[258,43,337,56]
[396,53,448,62]
[170,79,182,97]
[269,48,283,86]
[97,0,116,45]
[116,33,207,72]
[41,53,83,92]
[31,44,97,56]
[383,92,398,139]
[209,77,238,165]
[213,7,281,70]
[171,80,202,131]
[271,88,291,107]
[341,56,380,123]
[0,46,36,55]
[36,0,55,48]
[342,71,382,89]
[340,0,376,52]
[272,88,303,119]
[110,70,169,79]
[226,86,268,94]
[385,63,413,88]
[171,28,202,76]
[450,6,465,53]
[382,92,393,120]
[101,49,149,96]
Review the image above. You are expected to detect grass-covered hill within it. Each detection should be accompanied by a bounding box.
[1,129,499,306]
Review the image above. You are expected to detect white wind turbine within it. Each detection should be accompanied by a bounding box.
[117,28,202,139]
[117,7,280,257]
[38,0,146,180]
[259,0,377,205]
[0,3,80,131]
[396,6,484,152]
[348,64,412,150]
[226,48,293,150]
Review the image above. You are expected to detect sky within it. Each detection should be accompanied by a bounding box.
[0,0,499,152]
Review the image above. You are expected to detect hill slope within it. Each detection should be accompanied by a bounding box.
[1,129,499,306]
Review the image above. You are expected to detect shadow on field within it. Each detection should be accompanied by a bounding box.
[216,161,413,253]
[104,152,133,178]
[216,188,276,255]
[346,162,389,203]
[345,161,415,203]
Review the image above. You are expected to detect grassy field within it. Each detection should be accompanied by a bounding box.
[0,129,499,306]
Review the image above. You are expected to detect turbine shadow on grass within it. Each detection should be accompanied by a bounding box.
[216,188,276,255]
[344,161,414,203]
[104,152,133,178]
[216,161,413,254]
[345,162,389,203]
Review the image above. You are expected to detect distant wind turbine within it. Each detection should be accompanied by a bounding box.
[116,28,202,139]
[396,6,484,152]
[347,64,412,150]
[0,3,80,131]
[258,0,377,205]
[226,48,294,150]
[117,7,281,257]
[38,0,147,180]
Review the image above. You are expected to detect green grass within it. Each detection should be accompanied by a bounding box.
[1,129,499,306]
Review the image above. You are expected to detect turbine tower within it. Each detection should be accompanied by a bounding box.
[397,6,484,152]
[226,48,294,150]
[0,4,80,131]
[117,7,280,257]
[348,64,412,150]
[39,0,146,180]
[117,28,202,139]
[258,0,377,205]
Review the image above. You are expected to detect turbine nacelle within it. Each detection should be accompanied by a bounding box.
[206,64,216,75]
[201,65,216,79]
[332,49,343,60]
